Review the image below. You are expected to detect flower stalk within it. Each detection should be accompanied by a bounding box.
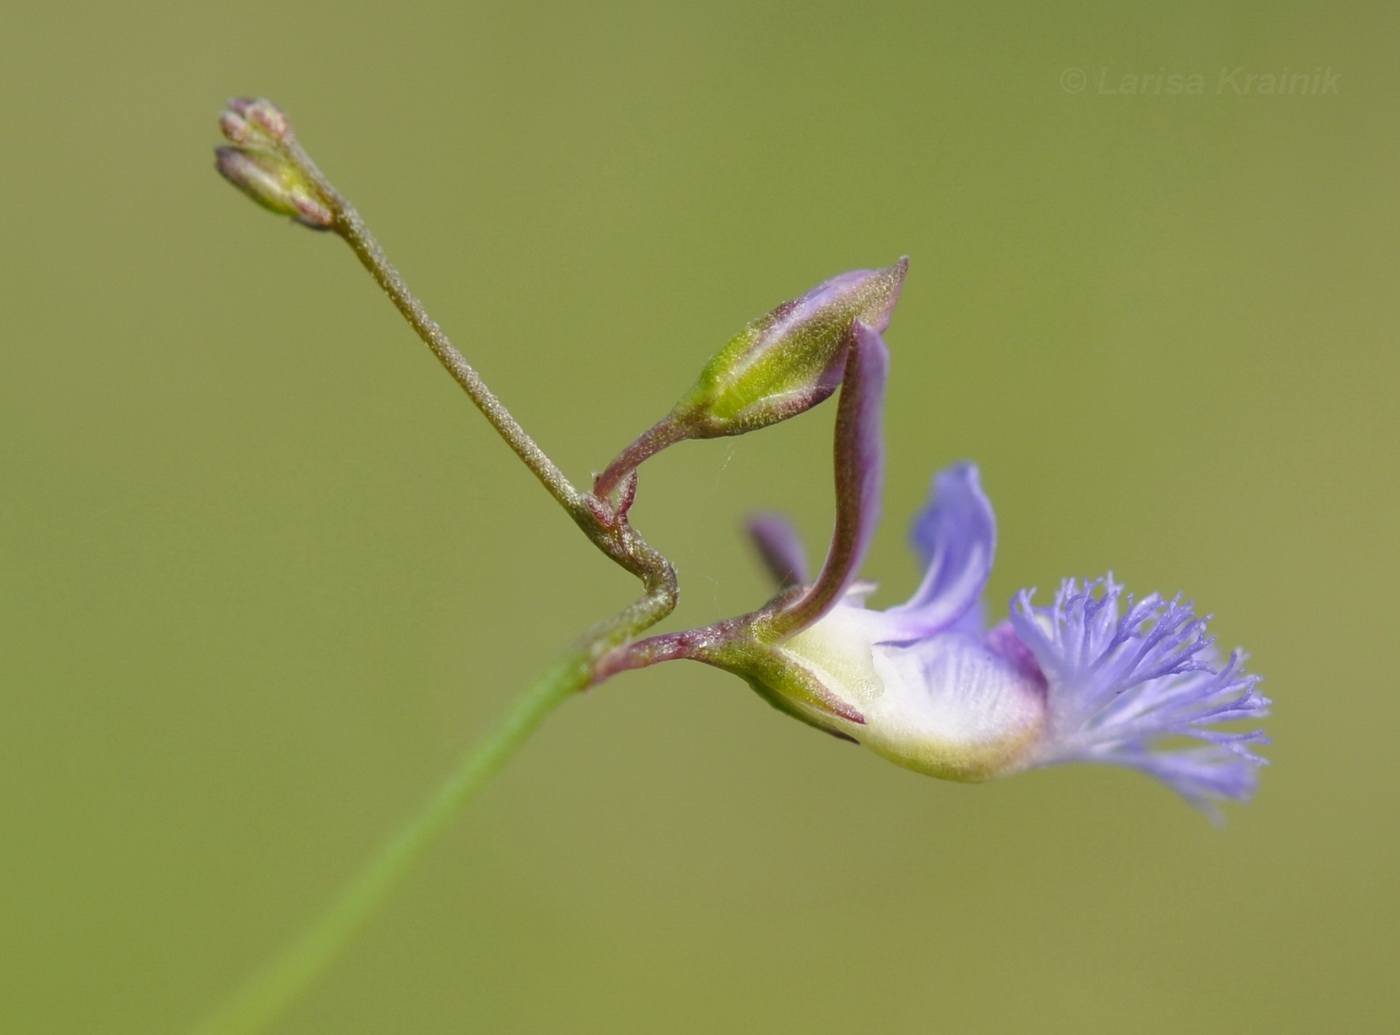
[205,98,681,1034]
[192,658,584,1035]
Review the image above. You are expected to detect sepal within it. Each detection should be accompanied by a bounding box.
[675,260,906,436]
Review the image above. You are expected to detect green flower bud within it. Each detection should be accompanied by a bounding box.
[678,259,906,436]
[594,260,906,502]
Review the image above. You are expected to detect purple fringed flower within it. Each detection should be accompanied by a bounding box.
[748,463,1269,818]
[610,311,1269,819]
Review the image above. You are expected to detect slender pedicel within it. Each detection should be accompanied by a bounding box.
[214,98,675,602]
[205,97,681,1035]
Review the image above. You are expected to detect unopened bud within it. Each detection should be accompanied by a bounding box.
[594,260,907,501]
[218,110,254,146]
[679,259,906,434]
[214,98,333,230]
[223,97,291,144]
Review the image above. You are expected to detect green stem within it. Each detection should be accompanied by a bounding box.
[284,129,678,590]
[282,134,586,522]
[201,104,681,1034]
[192,656,587,1035]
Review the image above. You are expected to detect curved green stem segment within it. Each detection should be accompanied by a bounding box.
[206,101,680,1034]
[192,657,586,1035]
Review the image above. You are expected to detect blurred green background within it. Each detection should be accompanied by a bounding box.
[2,1,1396,1032]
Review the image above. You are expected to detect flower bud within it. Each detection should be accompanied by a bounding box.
[594,260,906,500]
[679,259,906,436]
[226,97,291,143]
[214,98,334,230]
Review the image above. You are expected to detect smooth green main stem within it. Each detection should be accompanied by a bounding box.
[199,107,681,1034]
[193,656,586,1035]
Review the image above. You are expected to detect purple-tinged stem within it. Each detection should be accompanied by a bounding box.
[594,412,690,502]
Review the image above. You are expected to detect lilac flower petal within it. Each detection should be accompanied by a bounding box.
[883,463,996,640]
[777,322,888,633]
[1010,576,1271,808]
[747,511,810,588]
[1071,743,1266,824]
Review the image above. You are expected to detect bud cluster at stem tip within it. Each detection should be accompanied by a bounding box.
[215,98,335,230]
